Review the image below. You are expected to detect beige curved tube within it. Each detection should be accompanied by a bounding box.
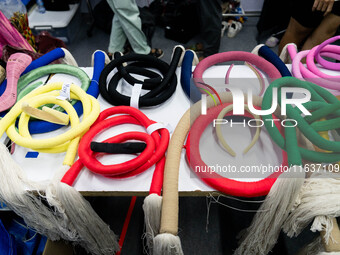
[160,92,263,235]
[215,104,261,157]
[22,102,70,125]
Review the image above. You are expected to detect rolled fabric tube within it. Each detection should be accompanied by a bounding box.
[16,64,90,104]
[0,50,106,134]
[185,102,287,197]
[262,77,340,162]
[181,50,283,104]
[193,51,282,86]
[215,104,262,156]
[155,52,283,254]
[180,50,202,103]
[21,102,70,125]
[224,62,266,96]
[90,141,147,154]
[292,49,340,92]
[307,44,340,80]
[192,51,282,108]
[0,48,75,97]
[0,81,119,255]
[314,35,340,71]
[258,45,292,77]
[59,106,170,254]
[1,53,32,111]
[61,106,169,191]
[154,92,267,255]
[290,35,340,93]
[99,47,183,108]
[236,76,340,255]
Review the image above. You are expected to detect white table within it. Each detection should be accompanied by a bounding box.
[6,65,302,196]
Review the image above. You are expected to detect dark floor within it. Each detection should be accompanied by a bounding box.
[67,15,272,67]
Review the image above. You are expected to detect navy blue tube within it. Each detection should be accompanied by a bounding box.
[180,51,201,103]
[0,48,66,96]
[27,51,104,134]
[258,45,291,77]
[258,45,292,99]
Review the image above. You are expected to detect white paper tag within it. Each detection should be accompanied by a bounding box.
[130,83,142,109]
[56,83,71,101]
[147,122,173,135]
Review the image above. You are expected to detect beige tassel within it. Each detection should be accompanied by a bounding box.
[46,165,120,255]
[235,165,305,255]
[153,233,184,255]
[0,143,69,241]
[283,172,340,240]
[143,193,163,254]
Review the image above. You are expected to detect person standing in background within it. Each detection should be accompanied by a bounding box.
[106,0,163,58]
[279,0,340,54]
[197,0,222,59]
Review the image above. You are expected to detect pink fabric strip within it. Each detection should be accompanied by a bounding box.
[292,50,340,95]
[193,51,281,91]
[315,35,340,70]
[306,45,340,80]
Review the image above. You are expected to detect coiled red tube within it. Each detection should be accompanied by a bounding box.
[62,106,169,195]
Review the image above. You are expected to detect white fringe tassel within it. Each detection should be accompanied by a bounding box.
[53,182,120,255]
[234,165,305,255]
[0,143,69,240]
[143,193,163,254]
[45,165,119,255]
[283,171,340,241]
[0,144,119,255]
[153,233,184,255]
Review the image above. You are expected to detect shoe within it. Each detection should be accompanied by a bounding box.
[149,48,164,59]
[221,21,229,37]
[265,36,280,48]
[107,51,128,66]
[91,50,110,67]
[186,43,204,54]
[227,21,242,38]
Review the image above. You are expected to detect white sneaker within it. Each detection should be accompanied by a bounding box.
[221,21,229,37]
[265,36,280,48]
[227,21,242,38]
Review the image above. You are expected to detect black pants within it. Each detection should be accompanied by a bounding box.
[198,0,222,57]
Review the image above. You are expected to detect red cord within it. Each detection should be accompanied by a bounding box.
[61,106,169,196]
[186,103,288,197]
[116,196,137,255]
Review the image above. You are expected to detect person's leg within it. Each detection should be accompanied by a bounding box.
[106,0,127,54]
[112,0,151,55]
[198,0,222,57]
[278,17,314,54]
[301,13,340,51]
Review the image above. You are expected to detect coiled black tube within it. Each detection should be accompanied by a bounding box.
[99,47,183,107]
